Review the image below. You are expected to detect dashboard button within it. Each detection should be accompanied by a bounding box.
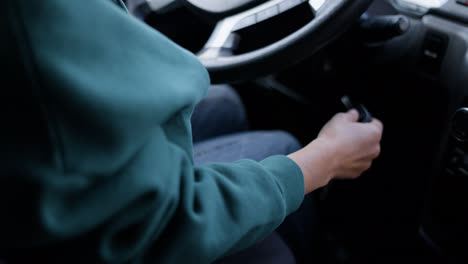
[420,31,448,73]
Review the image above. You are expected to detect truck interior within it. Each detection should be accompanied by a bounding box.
[124,0,468,263]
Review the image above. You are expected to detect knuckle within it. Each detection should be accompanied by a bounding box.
[349,171,359,179]
[374,118,383,128]
[371,145,381,158]
[371,120,382,130]
[336,113,345,119]
[371,126,382,140]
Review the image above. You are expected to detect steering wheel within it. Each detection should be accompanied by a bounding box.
[139,0,374,83]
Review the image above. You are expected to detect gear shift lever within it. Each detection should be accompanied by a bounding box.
[341,95,372,123]
[320,96,373,200]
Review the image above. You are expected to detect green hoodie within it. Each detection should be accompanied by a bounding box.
[0,0,304,263]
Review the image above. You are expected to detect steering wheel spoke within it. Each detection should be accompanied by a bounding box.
[198,0,325,59]
[194,0,373,83]
[128,0,182,18]
[309,0,327,11]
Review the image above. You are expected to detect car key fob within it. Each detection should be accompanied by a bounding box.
[341,95,372,123]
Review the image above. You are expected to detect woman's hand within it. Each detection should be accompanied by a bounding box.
[288,109,383,194]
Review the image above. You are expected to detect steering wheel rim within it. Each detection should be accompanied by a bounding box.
[195,0,374,83]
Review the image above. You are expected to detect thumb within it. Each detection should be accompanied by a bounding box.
[344,109,360,122]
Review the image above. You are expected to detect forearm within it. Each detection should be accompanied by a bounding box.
[288,138,335,194]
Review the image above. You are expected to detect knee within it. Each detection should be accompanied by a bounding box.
[206,85,243,106]
[277,131,302,153]
[264,131,302,154]
[212,85,246,113]
[208,85,248,128]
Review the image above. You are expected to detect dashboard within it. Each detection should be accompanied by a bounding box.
[391,0,468,22]
[393,0,449,11]
[377,0,468,262]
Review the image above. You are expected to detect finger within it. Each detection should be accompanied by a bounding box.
[365,145,381,159]
[359,144,381,160]
[345,109,360,122]
[372,144,381,159]
[371,118,384,132]
[355,160,373,173]
[348,166,368,179]
[341,161,373,179]
[364,160,373,171]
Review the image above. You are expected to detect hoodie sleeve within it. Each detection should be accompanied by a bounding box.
[0,0,305,263]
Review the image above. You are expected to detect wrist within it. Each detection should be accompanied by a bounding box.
[288,138,337,194]
[311,138,337,184]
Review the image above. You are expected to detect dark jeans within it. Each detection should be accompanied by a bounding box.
[192,85,320,264]
[192,85,301,164]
